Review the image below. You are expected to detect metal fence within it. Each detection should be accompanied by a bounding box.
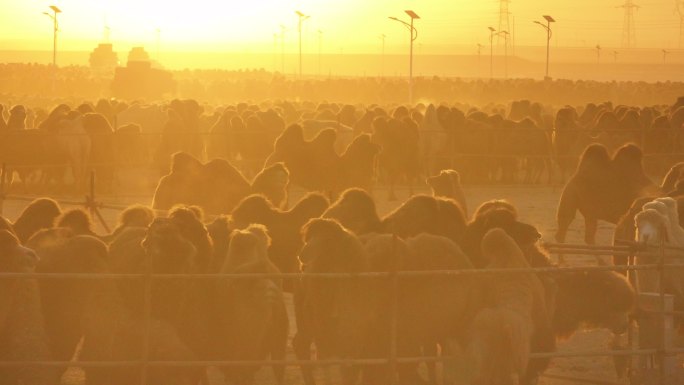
[1,187,683,385]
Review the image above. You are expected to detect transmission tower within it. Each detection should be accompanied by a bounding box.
[618,0,639,48]
[676,0,684,48]
[498,0,512,49]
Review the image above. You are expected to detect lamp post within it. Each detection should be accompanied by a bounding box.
[380,33,386,77]
[488,27,496,79]
[296,11,310,78]
[43,5,61,67]
[477,43,484,77]
[273,33,278,73]
[279,24,286,74]
[389,10,420,104]
[156,28,161,61]
[663,49,670,65]
[534,15,555,80]
[317,29,323,77]
[596,44,601,65]
[495,31,510,78]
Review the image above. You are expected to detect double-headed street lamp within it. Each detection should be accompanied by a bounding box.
[495,30,510,78]
[43,5,61,67]
[389,10,420,104]
[534,15,555,80]
[296,11,310,78]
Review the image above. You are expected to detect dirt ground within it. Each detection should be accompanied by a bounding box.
[2,184,681,385]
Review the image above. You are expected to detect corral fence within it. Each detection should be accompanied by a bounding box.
[0,172,683,385]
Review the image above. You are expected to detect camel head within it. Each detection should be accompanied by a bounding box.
[635,208,670,245]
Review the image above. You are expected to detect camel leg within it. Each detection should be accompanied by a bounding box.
[387,176,398,201]
[424,343,438,385]
[271,310,288,385]
[555,185,579,243]
[292,332,316,385]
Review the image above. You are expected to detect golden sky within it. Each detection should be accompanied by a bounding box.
[1,0,682,53]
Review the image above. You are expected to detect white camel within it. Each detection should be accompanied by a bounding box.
[634,197,684,299]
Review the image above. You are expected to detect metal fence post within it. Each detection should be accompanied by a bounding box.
[86,170,111,233]
[656,239,677,385]
[140,252,153,385]
[388,267,399,385]
[0,163,6,217]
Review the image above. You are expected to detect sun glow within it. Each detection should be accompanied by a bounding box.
[0,0,681,62]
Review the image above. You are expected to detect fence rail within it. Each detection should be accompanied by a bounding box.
[1,239,682,384]
[1,173,683,384]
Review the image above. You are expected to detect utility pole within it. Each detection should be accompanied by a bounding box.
[273,33,278,73]
[498,0,511,52]
[618,0,639,48]
[488,26,496,79]
[477,43,484,76]
[280,24,286,74]
[296,11,310,78]
[677,0,684,48]
[317,29,323,77]
[156,28,161,61]
[380,33,386,77]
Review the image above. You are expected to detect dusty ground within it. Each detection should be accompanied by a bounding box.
[2,184,681,385]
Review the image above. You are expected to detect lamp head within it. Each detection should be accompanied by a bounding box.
[405,10,420,19]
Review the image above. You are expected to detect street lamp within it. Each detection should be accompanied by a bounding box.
[488,27,496,79]
[43,5,61,67]
[663,49,670,64]
[596,44,601,65]
[389,10,420,104]
[296,11,310,78]
[534,15,555,80]
[495,31,510,78]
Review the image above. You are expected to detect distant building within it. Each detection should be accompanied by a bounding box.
[127,46,150,65]
[89,43,118,70]
[111,46,175,100]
